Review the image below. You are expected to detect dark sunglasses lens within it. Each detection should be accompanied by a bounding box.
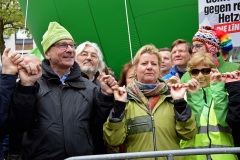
[202,68,211,75]
[190,69,199,76]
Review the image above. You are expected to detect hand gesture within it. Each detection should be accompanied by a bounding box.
[99,75,118,95]
[113,86,127,102]
[170,83,186,100]
[166,73,180,86]
[1,48,24,74]
[223,70,240,83]
[210,69,223,83]
[18,62,42,86]
[18,54,41,75]
[183,78,199,92]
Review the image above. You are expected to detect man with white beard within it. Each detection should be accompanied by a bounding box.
[75,41,107,155]
[75,41,104,86]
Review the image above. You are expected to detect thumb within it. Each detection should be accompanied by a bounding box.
[119,86,126,95]
[3,48,11,57]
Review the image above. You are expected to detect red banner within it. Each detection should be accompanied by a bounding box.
[214,21,240,33]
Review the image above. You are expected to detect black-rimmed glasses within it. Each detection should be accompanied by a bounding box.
[53,42,77,50]
[191,44,204,51]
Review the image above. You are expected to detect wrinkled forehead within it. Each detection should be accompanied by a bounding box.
[172,43,187,50]
[84,44,98,54]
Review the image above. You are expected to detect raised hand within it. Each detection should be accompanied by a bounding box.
[183,78,199,93]
[18,62,42,86]
[170,83,187,100]
[113,86,127,102]
[1,48,24,74]
[18,54,41,75]
[222,70,240,83]
[210,69,224,83]
[166,73,180,86]
[99,75,118,95]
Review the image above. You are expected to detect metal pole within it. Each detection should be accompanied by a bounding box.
[66,147,240,160]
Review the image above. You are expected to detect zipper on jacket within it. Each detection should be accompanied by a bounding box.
[151,115,157,152]
[135,101,158,156]
[128,122,149,130]
[60,84,67,154]
[203,89,212,160]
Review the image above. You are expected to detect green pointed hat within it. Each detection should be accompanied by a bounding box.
[41,22,74,53]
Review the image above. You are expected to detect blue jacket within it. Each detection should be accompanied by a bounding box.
[162,66,185,80]
[0,73,18,159]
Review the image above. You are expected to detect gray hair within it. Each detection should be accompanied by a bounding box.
[75,41,104,71]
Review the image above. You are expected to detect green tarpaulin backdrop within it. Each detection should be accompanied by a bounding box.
[18,0,198,78]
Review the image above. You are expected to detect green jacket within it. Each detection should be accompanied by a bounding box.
[180,82,237,160]
[104,91,197,160]
[181,54,240,83]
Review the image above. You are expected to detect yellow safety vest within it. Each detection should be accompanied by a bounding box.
[181,84,238,160]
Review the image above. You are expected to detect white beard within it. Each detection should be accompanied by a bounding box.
[81,66,97,75]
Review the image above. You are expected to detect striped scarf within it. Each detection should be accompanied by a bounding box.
[127,79,168,111]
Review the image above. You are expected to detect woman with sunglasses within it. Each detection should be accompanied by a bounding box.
[179,52,237,160]
[181,26,240,84]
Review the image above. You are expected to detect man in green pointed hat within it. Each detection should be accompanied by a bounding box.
[9,22,118,159]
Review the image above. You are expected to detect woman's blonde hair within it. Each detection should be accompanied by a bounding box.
[133,44,162,73]
[187,52,216,72]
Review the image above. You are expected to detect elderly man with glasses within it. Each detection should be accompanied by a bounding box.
[75,41,105,86]
[75,42,110,154]
[9,22,118,159]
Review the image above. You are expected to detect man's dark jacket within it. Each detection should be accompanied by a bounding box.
[0,73,18,159]
[10,60,114,160]
[81,71,107,154]
[226,81,240,159]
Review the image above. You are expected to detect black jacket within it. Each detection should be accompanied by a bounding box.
[81,71,100,87]
[0,73,18,158]
[81,71,108,154]
[10,60,114,160]
[226,81,240,159]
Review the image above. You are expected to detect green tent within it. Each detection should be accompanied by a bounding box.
[18,0,198,78]
[28,47,44,62]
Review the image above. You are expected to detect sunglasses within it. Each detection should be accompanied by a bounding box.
[190,68,211,76]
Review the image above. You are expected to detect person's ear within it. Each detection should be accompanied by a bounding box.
[45,51,50,60]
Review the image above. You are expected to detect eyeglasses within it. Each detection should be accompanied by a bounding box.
[79,51,98,59]
[171,49,186,54]
[53,42,77,50]
[191,44,204,51]
[190,68,211,76]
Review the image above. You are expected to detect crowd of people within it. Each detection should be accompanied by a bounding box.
[0,21,240,160]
